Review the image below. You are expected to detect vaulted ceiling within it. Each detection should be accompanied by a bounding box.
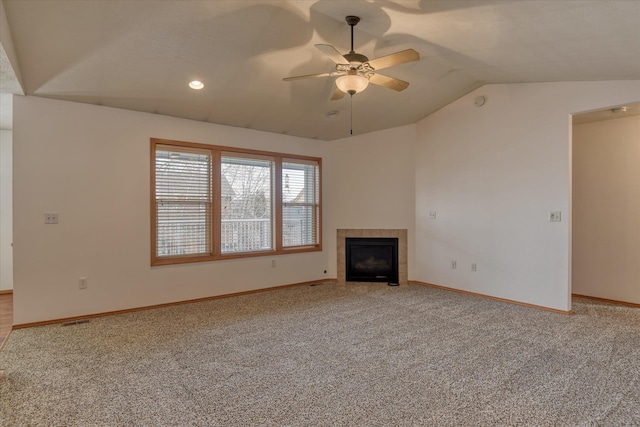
[1,0,639,140]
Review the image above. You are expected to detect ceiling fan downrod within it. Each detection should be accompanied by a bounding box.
[345,15,360,54]
[342,16,368,69]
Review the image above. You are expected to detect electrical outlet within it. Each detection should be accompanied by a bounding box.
[471,263,477,272]
[271,260,276,268]
[79,277,88,289]
[549,211,562,222]
[451,260,457,269]
[44,212,59,224]
[429,211,437,219]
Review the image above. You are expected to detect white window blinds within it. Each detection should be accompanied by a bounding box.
[151,139,321,265]
[282,159,320,247]
[155,145,212,257]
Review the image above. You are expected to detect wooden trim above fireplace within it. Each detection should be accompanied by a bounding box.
[337,229,408,286]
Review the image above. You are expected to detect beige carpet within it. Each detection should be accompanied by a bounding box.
[1,282,639,426]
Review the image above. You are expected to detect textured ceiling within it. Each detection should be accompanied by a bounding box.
[1,0,640,140]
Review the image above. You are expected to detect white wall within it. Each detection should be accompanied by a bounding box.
[13,81,640,324]
[0,129,12,291]
[572,115,640,303]
[13,96,332,325]
[414,81,640,312]
[326,124,416,278]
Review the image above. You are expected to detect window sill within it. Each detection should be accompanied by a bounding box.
[151,244,322,266]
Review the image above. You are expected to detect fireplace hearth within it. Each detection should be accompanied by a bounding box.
[345,237,399,284]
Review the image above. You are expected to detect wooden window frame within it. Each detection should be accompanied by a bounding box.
[281,158,321,249]
[151,138,322,266]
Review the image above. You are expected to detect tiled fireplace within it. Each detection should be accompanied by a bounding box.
[337,229,408,286]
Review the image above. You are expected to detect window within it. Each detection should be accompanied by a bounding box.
[151,139,321,265]
[221,153,274,254]
[282,159,320,247]
[154,145,212,258]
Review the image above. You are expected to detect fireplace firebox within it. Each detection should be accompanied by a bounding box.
[345,237,399,284]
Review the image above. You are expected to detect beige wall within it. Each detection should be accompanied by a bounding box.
[326,125,416,278]
[12,81,640,324]
[12,96,332,325]
[0,129,12,291]
[12,97,419,325]
[572,115,640,303]
[414,81,640,311]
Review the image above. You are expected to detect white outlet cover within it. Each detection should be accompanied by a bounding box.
[549,211,562,222]
[44,212,59,224]
[429,211,437,219]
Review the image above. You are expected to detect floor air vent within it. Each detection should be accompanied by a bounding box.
[62,319,90,327]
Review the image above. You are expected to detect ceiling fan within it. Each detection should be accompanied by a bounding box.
[284,15,420,100]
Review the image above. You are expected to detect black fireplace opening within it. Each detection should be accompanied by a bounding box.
[345,237,399,283]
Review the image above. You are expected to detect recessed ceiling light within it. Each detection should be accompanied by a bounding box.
[189,80,204,90]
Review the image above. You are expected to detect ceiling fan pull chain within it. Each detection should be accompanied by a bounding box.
[350,95,353,135]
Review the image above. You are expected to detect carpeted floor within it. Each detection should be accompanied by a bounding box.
[1,283,639,426]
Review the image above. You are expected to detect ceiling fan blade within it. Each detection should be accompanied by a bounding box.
[283,72,332,81]
[330,87,346,101]
[366,49,419,71]
[315,44,349,65]
[369,73,410,92]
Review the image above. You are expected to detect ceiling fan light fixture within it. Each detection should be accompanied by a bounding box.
[335,73,369,95]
